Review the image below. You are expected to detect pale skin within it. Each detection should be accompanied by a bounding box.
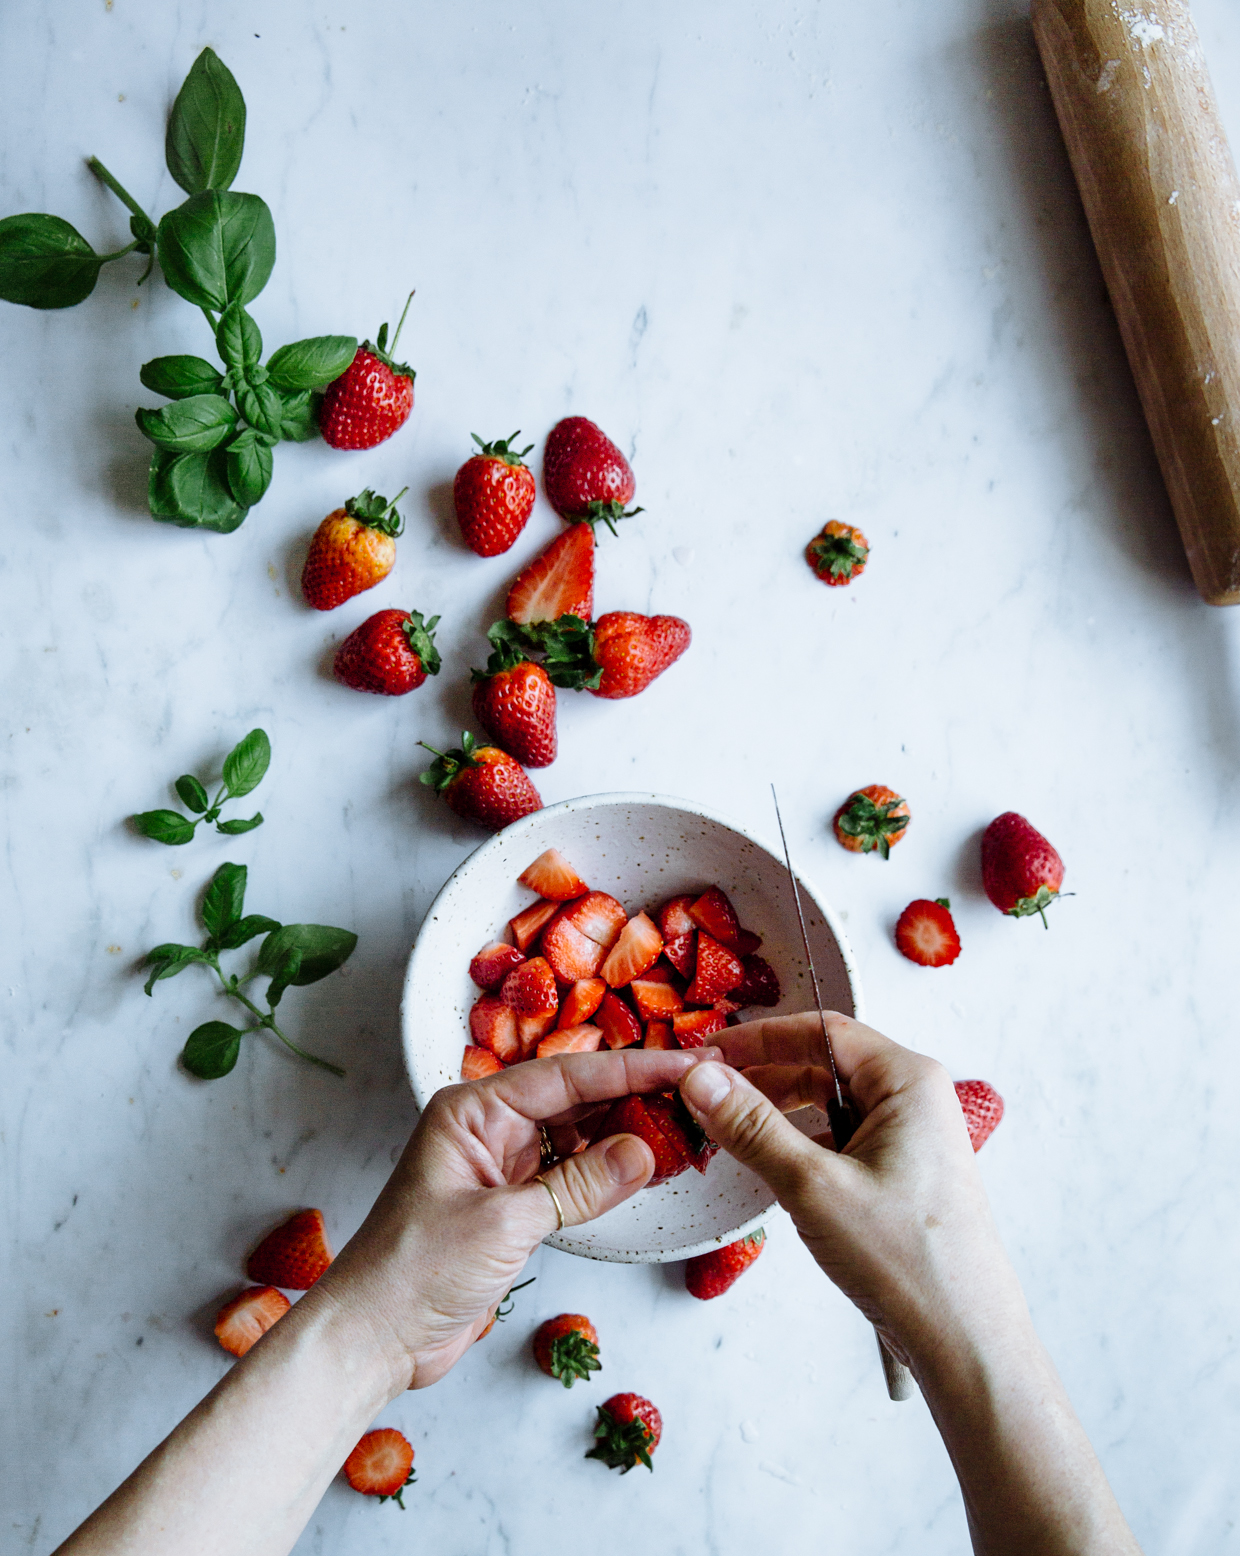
[52,1015,1142,1556]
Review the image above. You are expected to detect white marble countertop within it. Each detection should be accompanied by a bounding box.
[4,2,1240,1551]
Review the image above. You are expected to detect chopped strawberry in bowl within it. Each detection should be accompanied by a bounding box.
[401,794,861,1263]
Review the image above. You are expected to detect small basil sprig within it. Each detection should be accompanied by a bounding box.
[143,861,356,1079]
[131,728,270,845]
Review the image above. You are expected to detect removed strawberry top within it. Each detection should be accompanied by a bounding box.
[543,417,640,530]
[453,432,536,556]
[533,1313,602,1387]
[246,1208,333,1290]
[833,785,910,858]
[214,1285,290,1358]
[806,520,869,586]
[343,1428,416,1506]
[981,812,1065,926]
[506,523,595,626]
[895,898,961,967]
[587,1393,662,1473]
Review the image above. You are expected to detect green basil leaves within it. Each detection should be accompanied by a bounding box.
[131,728,270,841]
[0,215,107,309]
[165,47,247,197]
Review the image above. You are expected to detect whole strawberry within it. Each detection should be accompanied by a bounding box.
[955,1079,1004,1151]
[533,1313,602,1387]
[302,487,407,611]
[318,294,415,450]
[586,612,691,699]
[806,520,869,586]
[685,1228,765,1299]
[833,785,909,859]
[469,620,592,768]
[544,416,642,531]
[981,812,1064,926]
[419,731,543,830]
[334,609,441,696]
[454,432,536,556]
[586,1393,662,1473]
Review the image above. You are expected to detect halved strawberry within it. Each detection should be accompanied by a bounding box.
[657,895,697,939]
[595,990,643,1050]
[518,848,589,901]
[498,956,559,1018]
[673,1009,729,1048]
[687,887,741,950]
[642,1020,676,1050]
[469,997,522,1063]
[506,522,596,625]
[895,899,961,968]
[509,899,559,953]
[461,1044,504,1080]
[246,1209,334,1290]
[663,932,696,979]
[734,928,763,957]
[537,1023,603,1057]
[600,911,662,988]
[684,932,743,1005]
[469,941,525,989]
[214,1285,290,1358]
[631,977,684,1022]
[730,953,781,1008]
[559,978,607,1027]
[518,1010,557,1057]
[564,892,628,950]
[542,913,608,982]
[344,1428,416,1506]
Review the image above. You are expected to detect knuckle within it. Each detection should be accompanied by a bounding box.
[550,1157,599,1225]
[724,1091,781,1161]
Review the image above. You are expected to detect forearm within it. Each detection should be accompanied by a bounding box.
[54,1284,405,1556]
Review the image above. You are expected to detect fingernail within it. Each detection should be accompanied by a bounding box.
[605,1135,650,1184]
[683,1062,732,1112]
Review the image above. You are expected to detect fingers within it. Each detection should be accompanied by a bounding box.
[678,1061,829,1202]
[519,1133,655,1234]
[716,1011,901,1079]
[468,1045,723,1123]
[741,1063,837,1115]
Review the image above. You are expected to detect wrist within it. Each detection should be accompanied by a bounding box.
[281,1266,421,1406]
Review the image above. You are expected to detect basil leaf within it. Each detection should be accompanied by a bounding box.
[156,190,275,311]
[215,301,262,372]
[216,813,263,836]
[136,393,237,453]
[143,945,209,995]
[257,924,357,986]
[265,335,357,391]
[166,48,246,196]
[140,355,226,400]
[265,946,302,1008]
[148,449,248,532]
[224,427,274,505]
[0,214,102,309]
[202,860,247,940]
[222,728,270,796]
[215,913,280,951]
[236,381,284,440]
[275,387,321,443]
[175,774,210,813]
[182,1020,244,1079]
[131,808,197,845]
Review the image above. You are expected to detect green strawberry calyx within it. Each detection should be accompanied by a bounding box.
[548,1329,602,1388]
[836,792,908,860]
[470,616,602,691]
[377,1467,417,1509]
[400,611,441,676]
[418,731,487,791]
[585,1407,655,1473]
[809,526,868,580]
[1007,884,1060,928]
[582,498,643,537]
[361,290,416,380]
[470,431,534,467]
[344,486,408,537]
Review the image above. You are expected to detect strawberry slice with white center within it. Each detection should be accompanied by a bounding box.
[542,913,608,982]
[673,1009,729,1047]
[684,932,743,1006]
[461,1044,504,1080]
[595,990,643,1049]
[600,911,662,988]
[565,891,628,950]
[469,941,526,989]
[517,1010,557,1057]
[642,1019,676,1049]
[506,522,595,625]
[687,887,742,951]
[517,847,590,901]
[657,894,697,939]
[469,997,522,1063]
[558,977,607,1027]
[509,898,559,953]
[537,1023,604,1057]
[214,1285,290,1358]
[894,899,962,967]
[631,977,684,1022]
[498,955,559,1017]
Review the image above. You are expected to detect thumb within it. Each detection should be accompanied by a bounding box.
[520,1133,654,1236]
[680,1061,827,1201]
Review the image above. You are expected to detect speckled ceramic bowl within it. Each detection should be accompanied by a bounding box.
[401,793,862,1263]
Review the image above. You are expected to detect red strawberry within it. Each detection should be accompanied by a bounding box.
[558,978,607,1027]
[559,892,628,949]
[586,1394,662,1473]
[734,928,764,957]
[420,733,542,831]
[687,887,741,951]
[319,297,415,450]
[541,914,606,982]
[684,932,743,1006]
[662,932,696,978]
[454,433,536,556]
[713,997,742,1015]
[499,956,558,1018]
[302,488,406,611]
[981,813,1065,926]
[643,1019,676,1049]
[657,895,697,939]
[685,1229,765,1299]
[334,609,440,696]
[595,1092,713,1183]
[469,941,526,989]
[588,612,690,699]
[636,961,680,985]
[895,899,962,967]
[517,1011,557,1056]
[595,990,643,1050]
[461,1044,504,1080]
[544,416,641,530]
[533,1313,602,1387]
[214,1285,290,1358]
[805,520,869,586]
[833,785,910,858]
[537,1023,603,1057]
[955,1079,1004,1150]
[469,996,522,1063]
[246,1208,334,1290]
[600,911,662,988]
[506,523,596,626]
[471,625,559,769]
[518,848,589,901]
[509,898,558,952]
[343,1428,416,1506]
[729,953,781,1008]
[630,976,684,1022]
[673,1009,728,1047]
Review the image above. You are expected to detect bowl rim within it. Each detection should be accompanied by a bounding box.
[400,790,864,1262]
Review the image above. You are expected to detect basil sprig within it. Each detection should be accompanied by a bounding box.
[131,728,270,845]
[144,861,356,1079]
[0,47,357,531]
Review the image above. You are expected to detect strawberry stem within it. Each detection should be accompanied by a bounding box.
[389,289,415,354]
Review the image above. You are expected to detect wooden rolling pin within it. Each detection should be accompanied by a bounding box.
[1032,0,1240,605]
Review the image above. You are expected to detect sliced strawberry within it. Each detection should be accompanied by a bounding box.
[895,899,962,967]
[687,887,741,950]
[537,1023,603,1057]
[558,977,607,1027]
[639,960,680,985]
[469,996,522,1063]
[595,989,643,1049]
[518,1010,557,1057]
[712,997,742,1014]
[631,977,684,1022]
[246,1209,334,1290]
[656,894,697,939]
[542,912,608,982]
[600,911,663,988]
[517,847,589,901]
[509,898,559,953]
[344,1428,416,1504]
[461,1043,504,1080]
[684,932,743,1005]
[663,931,696,979]
[563,892,628,951]
[498,956,559,1018]
[593,1093,688,1184]
[734,928,763,957]
[214,1285,290,1358]
[506,521,595,625]
[642,1020,677,1050]
[673,1009,728,1048]
[730,953,781,1008]
[469,940,526,989]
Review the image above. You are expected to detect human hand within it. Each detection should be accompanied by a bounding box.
[312,1046,721,1395]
